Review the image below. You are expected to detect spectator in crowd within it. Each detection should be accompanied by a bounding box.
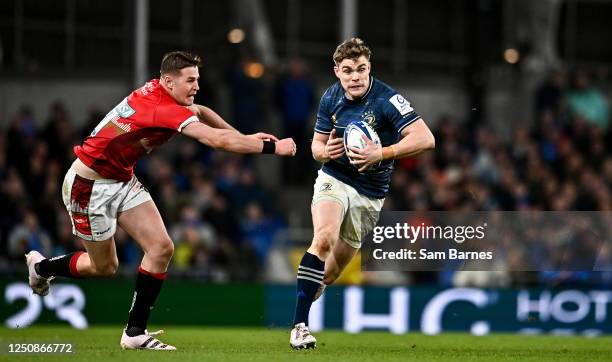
[1,169,29,256]
[566,70,609,130]
[170,205,217,253]
[42,101,75,170]
[275,58,316,185]
[535,70,566,117]
[173,225,210,271]
[8,210,52,260]
[6,105,37,177]
[241,202,282,265]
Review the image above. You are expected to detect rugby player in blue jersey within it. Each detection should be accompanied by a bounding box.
[290,38,435,349]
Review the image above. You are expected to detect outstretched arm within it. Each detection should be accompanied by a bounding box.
[187,104,236,131]
[187,104,279,142]
[181,121,295,156]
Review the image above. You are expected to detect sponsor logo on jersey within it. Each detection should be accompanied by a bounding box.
[107,99,135,133]
[320,182,332,192]
[90,98,135,136]
[72,213,91,236]
[116,99,135,118]
[94,226,112,236]
[111,118,132,133]
[331,114,337,124]
[389,94,413,116]
[70,202,89,214]
[362,110,377,128]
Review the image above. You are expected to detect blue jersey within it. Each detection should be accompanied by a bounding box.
[314,77,422,199]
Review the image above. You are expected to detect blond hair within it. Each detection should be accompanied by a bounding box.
[333,37,372,65]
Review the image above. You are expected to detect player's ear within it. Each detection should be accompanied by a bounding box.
[333,65,340,79]
[162,74,174,90]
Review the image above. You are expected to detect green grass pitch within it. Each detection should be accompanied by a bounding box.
[1,326,611,361]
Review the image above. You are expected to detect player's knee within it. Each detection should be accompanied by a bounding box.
[94,258,119,277]
[160,240,174,261]
[149,238,174,264]
[311,233,335,255]
[315,229,338,246]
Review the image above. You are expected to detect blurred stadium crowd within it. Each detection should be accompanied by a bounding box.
[0,67,610,287]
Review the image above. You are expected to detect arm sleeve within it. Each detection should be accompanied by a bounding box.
[313,90,333,134]
[154,104,200,132]
[384,93,422,134]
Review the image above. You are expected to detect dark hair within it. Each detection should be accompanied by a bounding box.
[160,51,202,75]
[333,37,372,65]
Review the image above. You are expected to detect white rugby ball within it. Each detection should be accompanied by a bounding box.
[343,120,381,172]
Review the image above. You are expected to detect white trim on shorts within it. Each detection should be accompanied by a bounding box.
[312,170,384,249]
[61,168,152,241]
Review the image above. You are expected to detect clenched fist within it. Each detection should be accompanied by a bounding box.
[275,138,297,156]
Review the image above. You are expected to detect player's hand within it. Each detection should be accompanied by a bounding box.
[347,135,383,172]
[324,129,345,160]
[248,132,280,142]
[275,138,297,157]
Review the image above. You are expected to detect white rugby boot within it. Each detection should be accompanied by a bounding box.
[290,322,317,350]
[25,251,54,296]
[120,329,176,350]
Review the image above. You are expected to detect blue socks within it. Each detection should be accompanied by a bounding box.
[293,252,325,326]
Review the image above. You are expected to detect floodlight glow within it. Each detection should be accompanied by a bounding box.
[228,28,245,44]
[504,48,520,64]
[243,62,264,78]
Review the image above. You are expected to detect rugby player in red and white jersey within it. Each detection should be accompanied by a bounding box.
[24,51,296,351]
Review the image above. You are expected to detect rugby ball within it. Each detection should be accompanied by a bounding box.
[343,120,381,171]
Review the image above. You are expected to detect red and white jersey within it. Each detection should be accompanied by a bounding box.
[74,79,199,182]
